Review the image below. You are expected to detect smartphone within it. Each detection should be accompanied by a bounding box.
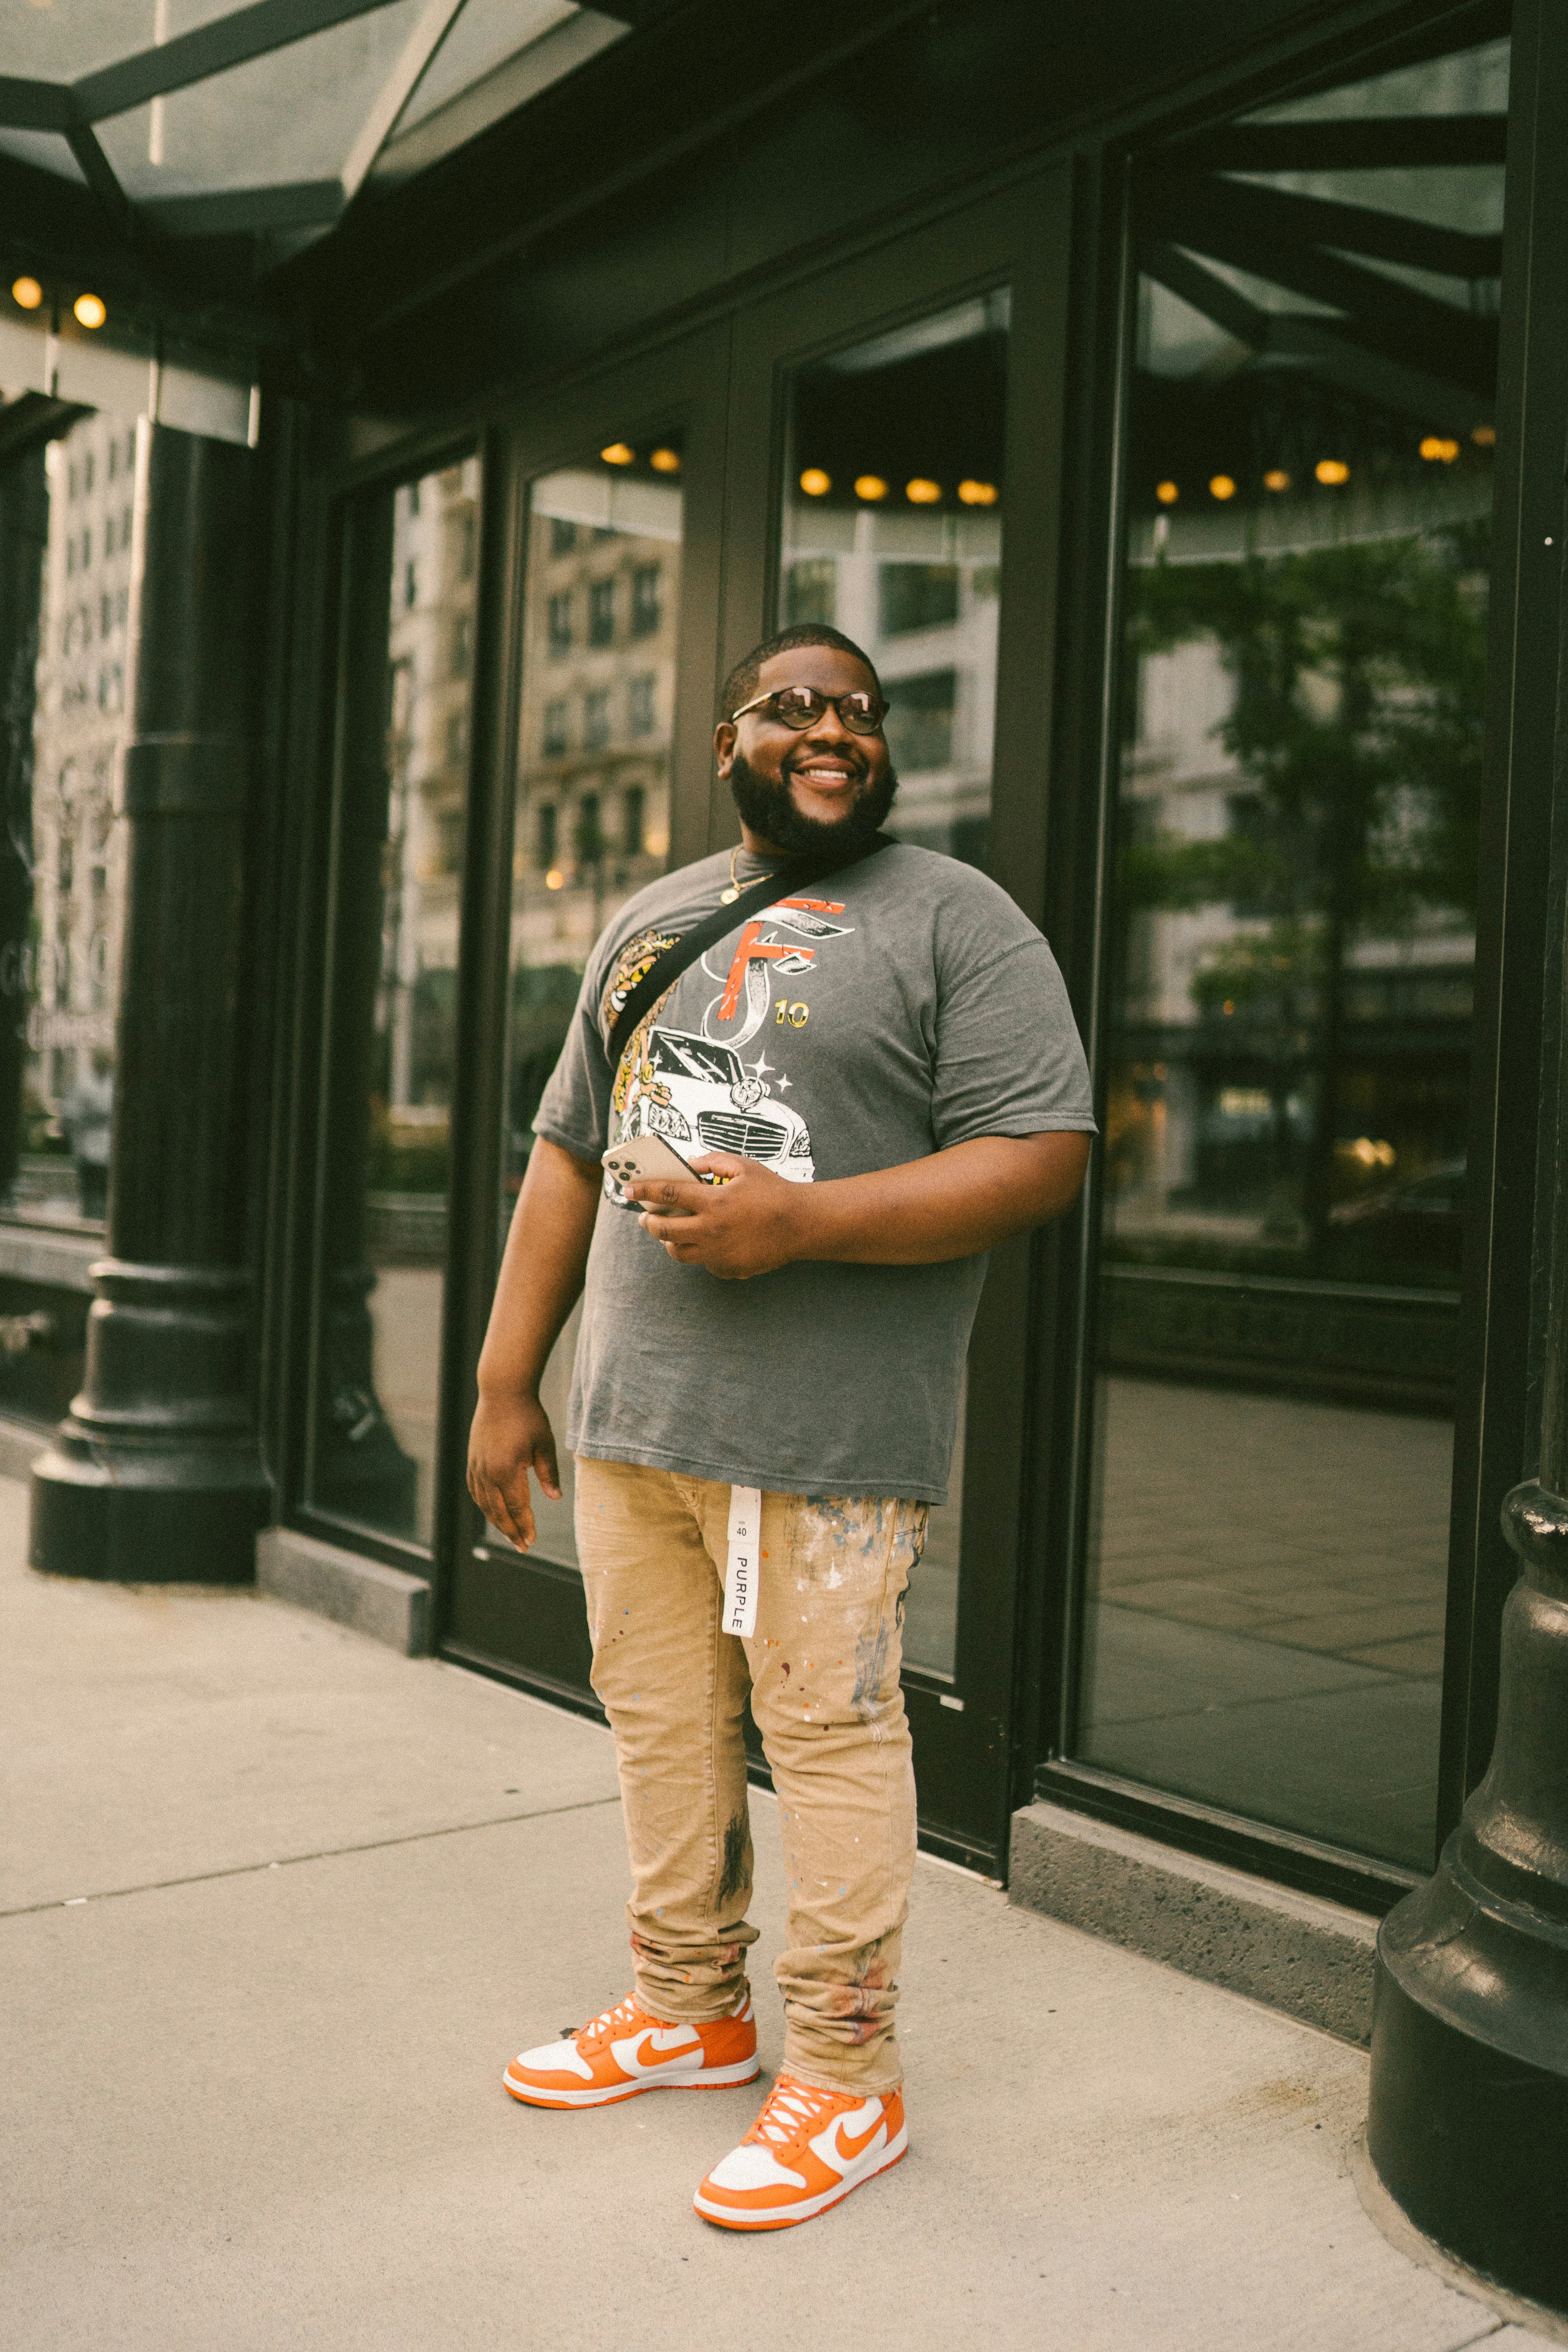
[603,1133,699,1209]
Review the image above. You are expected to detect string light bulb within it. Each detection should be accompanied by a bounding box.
[957,479,998,506]
[1209,474,1236,501]
[649,447,681,474]
[799,468,831,497]
[905,478,941,505]
[1419,435,1460,463]
[1472,423,1497,447]
[1315,458,1350,485]
[11,276,42,310]
[1155,481,1179,505]
[545,868,565,890]
[854,474,887,501]
[1263,468,1291,492]
[73,293,105,329]
[599,442,635,466]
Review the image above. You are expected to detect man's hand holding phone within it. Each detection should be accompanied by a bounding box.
[620,1147,806,1280]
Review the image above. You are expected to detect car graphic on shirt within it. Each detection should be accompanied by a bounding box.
[613,1025,815,1192]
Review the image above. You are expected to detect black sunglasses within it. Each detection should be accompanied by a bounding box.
[730,685,889,735]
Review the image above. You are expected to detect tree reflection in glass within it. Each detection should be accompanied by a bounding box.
[1078,34,1505,1871]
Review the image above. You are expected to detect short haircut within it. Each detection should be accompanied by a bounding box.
[717,624,882,725]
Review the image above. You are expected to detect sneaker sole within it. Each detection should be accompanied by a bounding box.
[504,2056,760,2109]
[693,2125,908,2229]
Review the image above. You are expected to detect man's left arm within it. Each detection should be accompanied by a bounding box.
[626,1131,1091,1279]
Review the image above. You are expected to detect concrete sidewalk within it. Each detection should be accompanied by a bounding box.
[0,1477,1556,2352]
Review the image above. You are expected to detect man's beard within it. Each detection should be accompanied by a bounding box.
[727,748,898,862]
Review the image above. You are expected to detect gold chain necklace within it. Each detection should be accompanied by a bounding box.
[720,844,773,906]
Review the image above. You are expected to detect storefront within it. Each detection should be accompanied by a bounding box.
[0,0,1559,1924]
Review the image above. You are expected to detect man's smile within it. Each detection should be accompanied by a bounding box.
[789,755,862,789]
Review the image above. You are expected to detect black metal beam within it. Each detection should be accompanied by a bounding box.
[1145,216,1498,399]
[1140,238,1497,419]
[1150,168,1504,279]
[62,121,135,237]
[0,76,73,131]
[1141,238,1271,346]
[1177,113,1507,174]
[143,180,345,238]
[73,0,409,123]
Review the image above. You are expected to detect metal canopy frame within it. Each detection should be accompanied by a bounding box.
[0,0,664,266]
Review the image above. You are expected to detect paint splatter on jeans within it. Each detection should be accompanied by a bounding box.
[575,1457,926,2095]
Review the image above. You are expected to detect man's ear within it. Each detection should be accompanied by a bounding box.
[713,720,738,779]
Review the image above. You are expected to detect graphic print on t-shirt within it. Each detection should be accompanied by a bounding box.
[599,895,855,1203]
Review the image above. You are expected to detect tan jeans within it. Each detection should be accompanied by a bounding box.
[574,1456,927,2095]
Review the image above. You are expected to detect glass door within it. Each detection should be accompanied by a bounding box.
[776,290,1010,1680]
[456,439,686,1690]
[723,173,1076,1870]
[305,455,482,1555]
[1058,28,1508,1890]
[441,328,728,1695]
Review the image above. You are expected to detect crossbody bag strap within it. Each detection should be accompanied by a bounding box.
[603,834,892,1077]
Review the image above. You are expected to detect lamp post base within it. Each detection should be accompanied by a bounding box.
[29,1425,271,1583]
[1368,1879,1568,2314]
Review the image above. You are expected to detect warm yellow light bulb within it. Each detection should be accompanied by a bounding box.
[1472,423,1497,447]
[599,442,635,466]
[1263,468,1290,492]
[1155,480,1179,506]
[11,276,42,311]
[799,468,831,497]
[905,478,941,505]
[854,474,887,501]
[73,292,105,329]
[544,868,565,891]
[957,479,998,506]
[649,447,681,474]
[1315,458,1350,485]
[1209,474,1236,501]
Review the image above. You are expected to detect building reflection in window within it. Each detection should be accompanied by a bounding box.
[477,439,683,1569]
[308,457,481,1544]
[1078,35,1507,1870]
[0,415,139,1240]
[780,294,1010,1673]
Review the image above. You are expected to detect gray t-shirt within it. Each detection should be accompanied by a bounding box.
[532,841,1095,1503]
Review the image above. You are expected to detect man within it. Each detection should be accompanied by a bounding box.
[468,623,1093,2231]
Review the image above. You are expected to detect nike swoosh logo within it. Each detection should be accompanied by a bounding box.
[827,2115,886,2169]
[610,2026,701,2076]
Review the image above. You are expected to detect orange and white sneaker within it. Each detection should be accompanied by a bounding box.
[693,2072,907,2230]
[503,1994,758,2109]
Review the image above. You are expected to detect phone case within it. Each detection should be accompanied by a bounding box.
[602,1135,694,1186]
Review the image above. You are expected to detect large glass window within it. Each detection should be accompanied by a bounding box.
[475,437,684,1570]
[0,412,138,1240]
[779,294,1009,1673]
[307,458,481,1546]
[1078,37,1506,1869]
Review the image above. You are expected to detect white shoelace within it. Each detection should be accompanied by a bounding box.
[746,2076,837,2149]
[568,1996,640,2047]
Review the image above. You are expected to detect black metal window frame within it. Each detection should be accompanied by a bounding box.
[1027,0,1556,1918]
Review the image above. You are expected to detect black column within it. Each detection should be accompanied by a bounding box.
[30,422,270,1582]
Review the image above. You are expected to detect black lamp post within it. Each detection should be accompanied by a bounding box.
[1367,1224,1568,2305]
[29,420,270,1583]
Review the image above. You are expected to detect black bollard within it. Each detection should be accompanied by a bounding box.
[1367,1303,1568,2302]
[29,421,270,1582]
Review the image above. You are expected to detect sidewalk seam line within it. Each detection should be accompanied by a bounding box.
[0,1793,623,1921]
